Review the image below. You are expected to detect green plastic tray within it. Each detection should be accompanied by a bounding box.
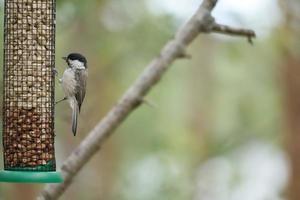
[0,170,63,183]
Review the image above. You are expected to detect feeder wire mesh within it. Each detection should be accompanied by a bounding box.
[3,0,56,171]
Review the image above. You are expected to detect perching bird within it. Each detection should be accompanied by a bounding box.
[59,53,88,136]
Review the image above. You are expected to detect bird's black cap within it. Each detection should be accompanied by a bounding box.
[65,53,87,65]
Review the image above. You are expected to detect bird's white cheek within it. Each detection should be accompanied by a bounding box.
[76,65,85,70]
[70,60,85,70]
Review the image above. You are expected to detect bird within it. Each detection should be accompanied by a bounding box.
[58,53,88,136]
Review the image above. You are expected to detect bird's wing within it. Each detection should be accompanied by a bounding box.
[75,70,88,112]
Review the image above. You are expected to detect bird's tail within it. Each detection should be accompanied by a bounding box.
[71,100,79,136]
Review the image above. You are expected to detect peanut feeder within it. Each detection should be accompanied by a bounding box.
[0,0,62,183]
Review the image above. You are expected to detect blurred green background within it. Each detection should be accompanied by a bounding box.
[1,0,300,199]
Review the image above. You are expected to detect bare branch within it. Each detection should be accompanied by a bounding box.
[211,23,256,44]
[38,0,255,199]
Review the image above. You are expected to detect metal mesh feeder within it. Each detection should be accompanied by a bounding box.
[0,0,62,183]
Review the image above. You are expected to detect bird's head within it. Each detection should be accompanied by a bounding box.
[62,53,87,70]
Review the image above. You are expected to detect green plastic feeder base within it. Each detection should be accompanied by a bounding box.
[0,170,63,183]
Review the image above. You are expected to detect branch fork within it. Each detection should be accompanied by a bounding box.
[197,12,256,44]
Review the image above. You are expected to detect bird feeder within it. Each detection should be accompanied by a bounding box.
[0,0,62,183]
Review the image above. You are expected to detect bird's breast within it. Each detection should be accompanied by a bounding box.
[61,68,77,97]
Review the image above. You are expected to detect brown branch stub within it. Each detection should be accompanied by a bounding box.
[211,23,256,44]
[38,0,255,199]
[178,51,192,59]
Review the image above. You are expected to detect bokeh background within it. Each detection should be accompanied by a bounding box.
[0,0,300,199]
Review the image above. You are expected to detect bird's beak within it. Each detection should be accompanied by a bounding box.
[62,57,67,61]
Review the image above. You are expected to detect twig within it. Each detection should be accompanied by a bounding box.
[38,0,255,199]
[211,23,256,44]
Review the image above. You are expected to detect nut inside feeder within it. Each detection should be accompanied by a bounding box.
[0,0,62,183]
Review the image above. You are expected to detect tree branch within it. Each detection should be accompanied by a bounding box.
[38,0,255,199]
[211,23,256,44]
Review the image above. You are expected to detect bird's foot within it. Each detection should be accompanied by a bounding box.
[53,68,58,76]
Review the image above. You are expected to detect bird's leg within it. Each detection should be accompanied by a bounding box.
[55,97,67,105]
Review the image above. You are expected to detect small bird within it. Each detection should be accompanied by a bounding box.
[58,53,88,136]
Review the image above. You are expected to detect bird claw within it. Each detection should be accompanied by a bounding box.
[53,68,58,76]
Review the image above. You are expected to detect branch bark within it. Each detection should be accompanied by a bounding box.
[38,0,255,199]
[212,23,256,44]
